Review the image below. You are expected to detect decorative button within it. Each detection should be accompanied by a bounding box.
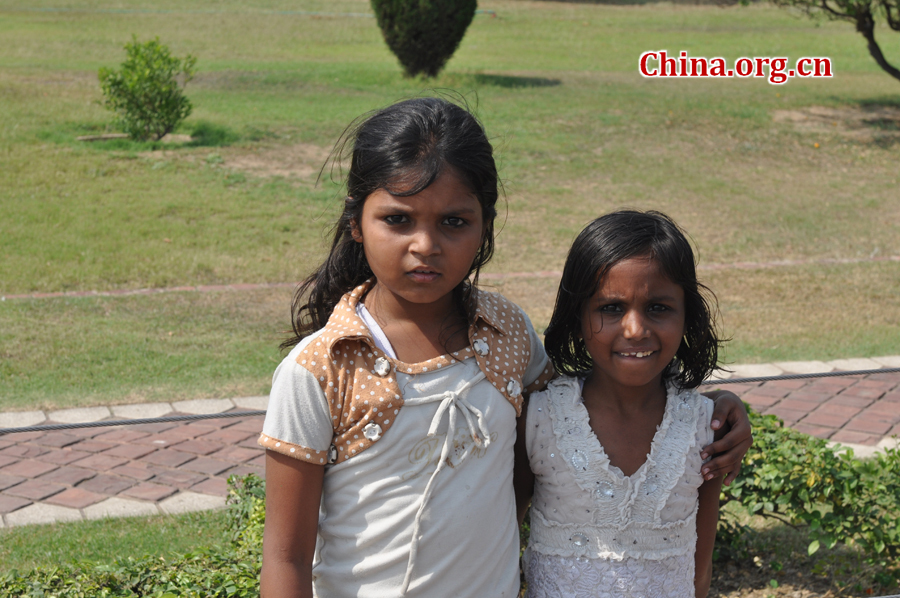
[327,444,338,464]
[506,380,521,397]
[570,450,588,471]
[363,422,382,441]
[570,532,589,547]
[596,481,615,499]
[473,339,489,356]
[373,357,391,377]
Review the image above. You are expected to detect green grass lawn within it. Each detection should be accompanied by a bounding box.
[1,0,899,410]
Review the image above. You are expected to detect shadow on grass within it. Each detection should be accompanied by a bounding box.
[445,73,562,89]
[41,121,246,151]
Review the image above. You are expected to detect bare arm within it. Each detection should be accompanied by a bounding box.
[260,449,324,598]
[694,471,723,598]
[513,403,535,525]
[700,390,752,485]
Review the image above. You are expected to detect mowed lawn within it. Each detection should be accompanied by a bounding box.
[1,0,898,410]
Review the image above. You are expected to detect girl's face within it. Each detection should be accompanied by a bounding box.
[352,169,485,318]
[581,255,686,392]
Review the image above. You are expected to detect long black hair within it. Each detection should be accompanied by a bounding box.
[543,210,724,389]
[282,97,500,349]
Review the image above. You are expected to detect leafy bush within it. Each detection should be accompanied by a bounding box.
[0,475,263,598]
[371,0,477,77]
[99,37,197,141]
[719,407,900,587]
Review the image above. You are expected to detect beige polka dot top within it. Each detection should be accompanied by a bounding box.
[259,279,555,464]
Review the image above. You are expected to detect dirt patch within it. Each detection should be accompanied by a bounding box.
[773,105,900,143]
[224,142,330,180]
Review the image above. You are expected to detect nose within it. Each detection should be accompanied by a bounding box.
[622,310,648,339]
[410,226,441,256]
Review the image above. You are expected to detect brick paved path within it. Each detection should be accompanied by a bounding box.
[1,368,899,528]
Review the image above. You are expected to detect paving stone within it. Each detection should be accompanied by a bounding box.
[881,392,900,403]
[110,403,174,419]
[169,438,224,456]
[808,377,857,390]
[762,378,809,390]
[5,479,66,500]
[179,457,232,476]
[741,394,780,409]
[191,477,229,496]
[128,421,179,434]
[102,443,158,460]
[0,458,58,477]
[180,421,223,435]
[872,355,900,368]
[77,474,135,495]
[140,449,196,468]
[147,468,206,489]
[71,453,130,472]
[46,406,111,424]
[68,439,119,454]
[792,423,836,440]
[828,358,884,371]
[232,396,268,410]
[120,482,178,502]
[730,363,785,378]
[844,417,895,435]
[5,503,81,526]
[0,431,44,442]
[201,427,257,444]
[773,361,833,374]
[170,398,234,415]
[839,386,887,400]
[159,491,226,515]
[208,445,262,464]
[0,455,18,469]
[817,402,863,417]
[38,466,96,486]
[92,428,150,443]
[0,444,49,459]
[743,385,792,399]
[0,473,26,491]
[829,429,881,446]
[84,497,159,520]
[802,411,848,429]
[238,436,263,449]
[0,494,32,514]
[133,427,203,446]
[0,410,46,428]
[863,401,900,418]
[45,487,106,509]
[34,448,93,465]
[781,390,833,404]
[33,431,82,448]
[110,461,156,481]
[227,418,266,433]
[777,398,823,413]
[59,426,106,439]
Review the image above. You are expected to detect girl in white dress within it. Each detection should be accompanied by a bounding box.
[519,210,727,598]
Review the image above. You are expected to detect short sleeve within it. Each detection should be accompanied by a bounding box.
[519,307,555,394]
[258,337,334,465]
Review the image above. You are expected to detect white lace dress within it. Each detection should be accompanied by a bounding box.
[523,376,713,598]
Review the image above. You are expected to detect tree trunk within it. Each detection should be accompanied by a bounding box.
[855,8,900,82]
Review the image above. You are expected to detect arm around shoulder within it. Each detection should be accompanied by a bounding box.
[701,390,752,485]
[261,449,324,598]
[694,472,723,598]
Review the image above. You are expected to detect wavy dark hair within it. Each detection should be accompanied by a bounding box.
[543,210,724,389]
[282,96,499,349]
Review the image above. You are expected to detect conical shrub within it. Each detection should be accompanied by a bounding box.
[371,0,477,78]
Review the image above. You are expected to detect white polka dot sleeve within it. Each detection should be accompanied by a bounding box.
[259,340,334,465]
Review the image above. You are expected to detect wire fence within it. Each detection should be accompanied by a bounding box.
[2,367,898,437]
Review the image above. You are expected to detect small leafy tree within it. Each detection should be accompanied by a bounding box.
[371,0,477,78]
[772,0,900,83]
[99,36,197,141]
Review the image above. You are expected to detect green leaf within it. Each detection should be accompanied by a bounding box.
[808,539,820,555]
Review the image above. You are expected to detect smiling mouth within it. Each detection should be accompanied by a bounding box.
[616,350,656,358]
